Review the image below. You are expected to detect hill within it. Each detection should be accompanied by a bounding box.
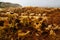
[0,2,22,8]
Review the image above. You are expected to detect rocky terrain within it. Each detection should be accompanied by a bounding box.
[0,7,60,40]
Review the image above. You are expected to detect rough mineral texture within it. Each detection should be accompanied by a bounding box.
[0,7,60,40]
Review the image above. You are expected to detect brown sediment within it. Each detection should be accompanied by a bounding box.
[0,7,60,40]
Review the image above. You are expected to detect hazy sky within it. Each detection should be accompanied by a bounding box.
[0,0,60,7]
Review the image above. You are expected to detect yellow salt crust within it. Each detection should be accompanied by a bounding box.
[50,29,56,36]
[18,30,30,37]
[0,17,8,21]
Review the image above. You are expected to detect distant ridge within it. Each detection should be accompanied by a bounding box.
[0,2,22,8]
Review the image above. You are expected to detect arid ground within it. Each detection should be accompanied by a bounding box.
[0,7,60,40]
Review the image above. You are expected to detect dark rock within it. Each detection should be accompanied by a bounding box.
[0,2,22,8]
